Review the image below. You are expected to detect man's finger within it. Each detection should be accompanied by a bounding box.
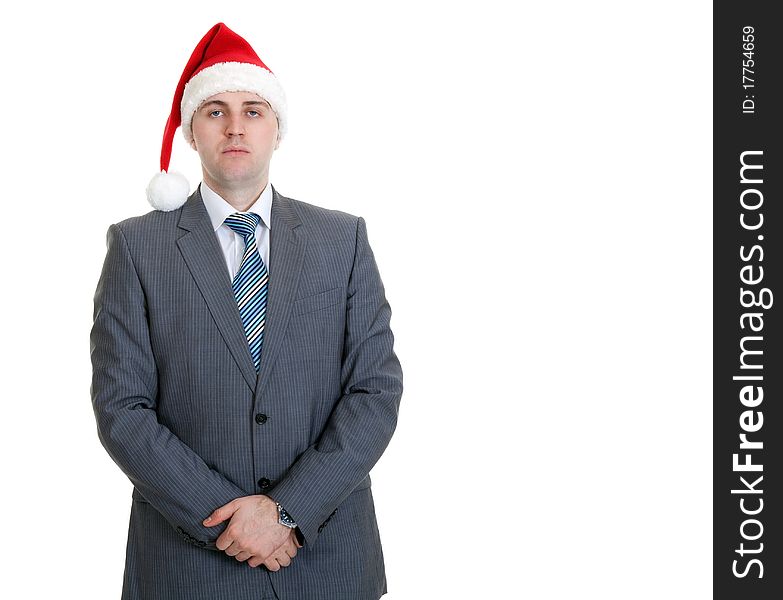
[215,526,236,551]
[203,500,237,526]
[292,529,303,548]
[283,536,298,558]
[264,557,281,572]
[275,552,292,567]
[223,540,242,557]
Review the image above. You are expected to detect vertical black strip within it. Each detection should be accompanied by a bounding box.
[715,3,782,598]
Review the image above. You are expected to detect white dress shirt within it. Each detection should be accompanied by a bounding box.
[199,180,272,280]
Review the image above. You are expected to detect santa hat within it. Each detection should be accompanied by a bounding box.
[146,22,287,211]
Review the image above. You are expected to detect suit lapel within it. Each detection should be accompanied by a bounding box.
[254,185,306,400]
[175,185,306,396]
[176,187,258,390]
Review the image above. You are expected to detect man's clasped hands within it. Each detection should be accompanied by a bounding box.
[203,494,302,571]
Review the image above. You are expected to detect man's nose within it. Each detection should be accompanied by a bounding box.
[226,115,245,136]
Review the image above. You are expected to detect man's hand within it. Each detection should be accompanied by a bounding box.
[250,528,302,570]
[203,495,303,570]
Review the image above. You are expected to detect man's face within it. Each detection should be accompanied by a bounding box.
[190,90,280,190]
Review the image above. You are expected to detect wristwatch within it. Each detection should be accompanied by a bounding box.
[276,502,298,529]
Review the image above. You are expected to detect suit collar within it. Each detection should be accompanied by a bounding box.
[199,180,274,232]
[178,183,301,234]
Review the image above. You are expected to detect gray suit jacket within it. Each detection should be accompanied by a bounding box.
[90,185,403,600]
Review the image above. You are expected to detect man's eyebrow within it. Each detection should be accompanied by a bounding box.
[200,99,271,109]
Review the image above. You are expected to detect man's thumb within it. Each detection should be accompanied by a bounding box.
[203,502,235,526]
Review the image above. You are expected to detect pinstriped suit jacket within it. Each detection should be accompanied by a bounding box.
[89,185,403,600]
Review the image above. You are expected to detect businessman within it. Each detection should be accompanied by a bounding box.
[90,22,403,600]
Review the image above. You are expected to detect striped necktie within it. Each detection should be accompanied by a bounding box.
[223,212,269,372]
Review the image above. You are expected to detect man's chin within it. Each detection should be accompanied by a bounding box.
[220,164,248,175]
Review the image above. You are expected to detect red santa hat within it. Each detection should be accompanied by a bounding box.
[147,22,287,211]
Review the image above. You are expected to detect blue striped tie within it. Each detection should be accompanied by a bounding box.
[224,212,268,372]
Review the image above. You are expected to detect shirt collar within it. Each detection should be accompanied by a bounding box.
[200,180,273,232]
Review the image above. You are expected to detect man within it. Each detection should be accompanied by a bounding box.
[90,22,403,600]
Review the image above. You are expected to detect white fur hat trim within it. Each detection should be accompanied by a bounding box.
[180,61,287,144]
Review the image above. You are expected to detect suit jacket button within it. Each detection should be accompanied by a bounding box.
[255,413,268,424]
[258,477,271,489]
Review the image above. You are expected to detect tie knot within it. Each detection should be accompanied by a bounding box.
[224,212,261,238]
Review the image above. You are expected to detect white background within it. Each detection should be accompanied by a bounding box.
[0,1,712,598]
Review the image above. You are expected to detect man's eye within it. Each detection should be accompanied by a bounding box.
[209,110,223,117]
[248,110,260,117]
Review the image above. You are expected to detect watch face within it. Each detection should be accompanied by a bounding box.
[277,504,297,528]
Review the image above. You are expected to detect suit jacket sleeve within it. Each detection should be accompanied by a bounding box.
[267,216,404,546]
[90,223,247,551]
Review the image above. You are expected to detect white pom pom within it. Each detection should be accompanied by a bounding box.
[146,170,191,211]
